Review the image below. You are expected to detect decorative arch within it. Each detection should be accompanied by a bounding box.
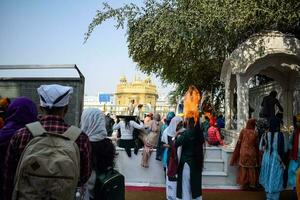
[221,31,300,130]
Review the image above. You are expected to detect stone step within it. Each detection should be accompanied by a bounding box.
[202,171,229,186]
[204,146,223,160]
[203,159,225,172]
[115,148,165,185]
[202,171,227,176]
[115,146,236,187]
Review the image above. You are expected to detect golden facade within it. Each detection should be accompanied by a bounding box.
[115,76,158,108]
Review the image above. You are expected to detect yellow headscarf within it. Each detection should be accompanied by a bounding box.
[183,85,200,123]
[0,97,10,107]
[296,114,300,122]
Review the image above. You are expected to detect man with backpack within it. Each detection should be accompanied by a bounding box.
[3,84,91,200]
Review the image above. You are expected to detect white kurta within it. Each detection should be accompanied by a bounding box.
[176,163,202,200]
[166,168,177,200]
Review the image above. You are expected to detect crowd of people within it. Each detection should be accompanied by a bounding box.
[0,84,120,200]
[110,85,205,199]
[1,84,300,200]
[230,90,300,200]
[0,84,206,200]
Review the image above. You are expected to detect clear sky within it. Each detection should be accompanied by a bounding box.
[0,0,173,96]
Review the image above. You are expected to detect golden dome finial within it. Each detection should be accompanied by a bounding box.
[145,76,151,84]
[120,75,127,83]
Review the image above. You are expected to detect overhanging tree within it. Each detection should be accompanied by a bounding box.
[85,0,300,109]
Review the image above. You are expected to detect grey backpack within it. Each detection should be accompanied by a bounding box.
[12,121,81,200]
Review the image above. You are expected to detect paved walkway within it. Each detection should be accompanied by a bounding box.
[125,189,293,200]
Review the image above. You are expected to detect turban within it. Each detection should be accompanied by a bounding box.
[37,84,73,108]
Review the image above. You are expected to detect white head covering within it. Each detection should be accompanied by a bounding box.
[161,116,183,144]
[167,116,183,137]
[81,108,107,142]
[37,84,73,108]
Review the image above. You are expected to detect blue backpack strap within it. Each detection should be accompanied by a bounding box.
[26,121,46,137]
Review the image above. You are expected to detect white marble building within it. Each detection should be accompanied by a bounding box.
[221,31,300,133]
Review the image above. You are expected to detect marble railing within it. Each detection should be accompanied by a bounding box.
[221,128,239,147]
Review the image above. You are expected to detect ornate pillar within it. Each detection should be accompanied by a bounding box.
[276,73,295,127]
[224,79,231,129]
[286,75,296,126]
[285,89,294,126]
[236,74,249,131]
